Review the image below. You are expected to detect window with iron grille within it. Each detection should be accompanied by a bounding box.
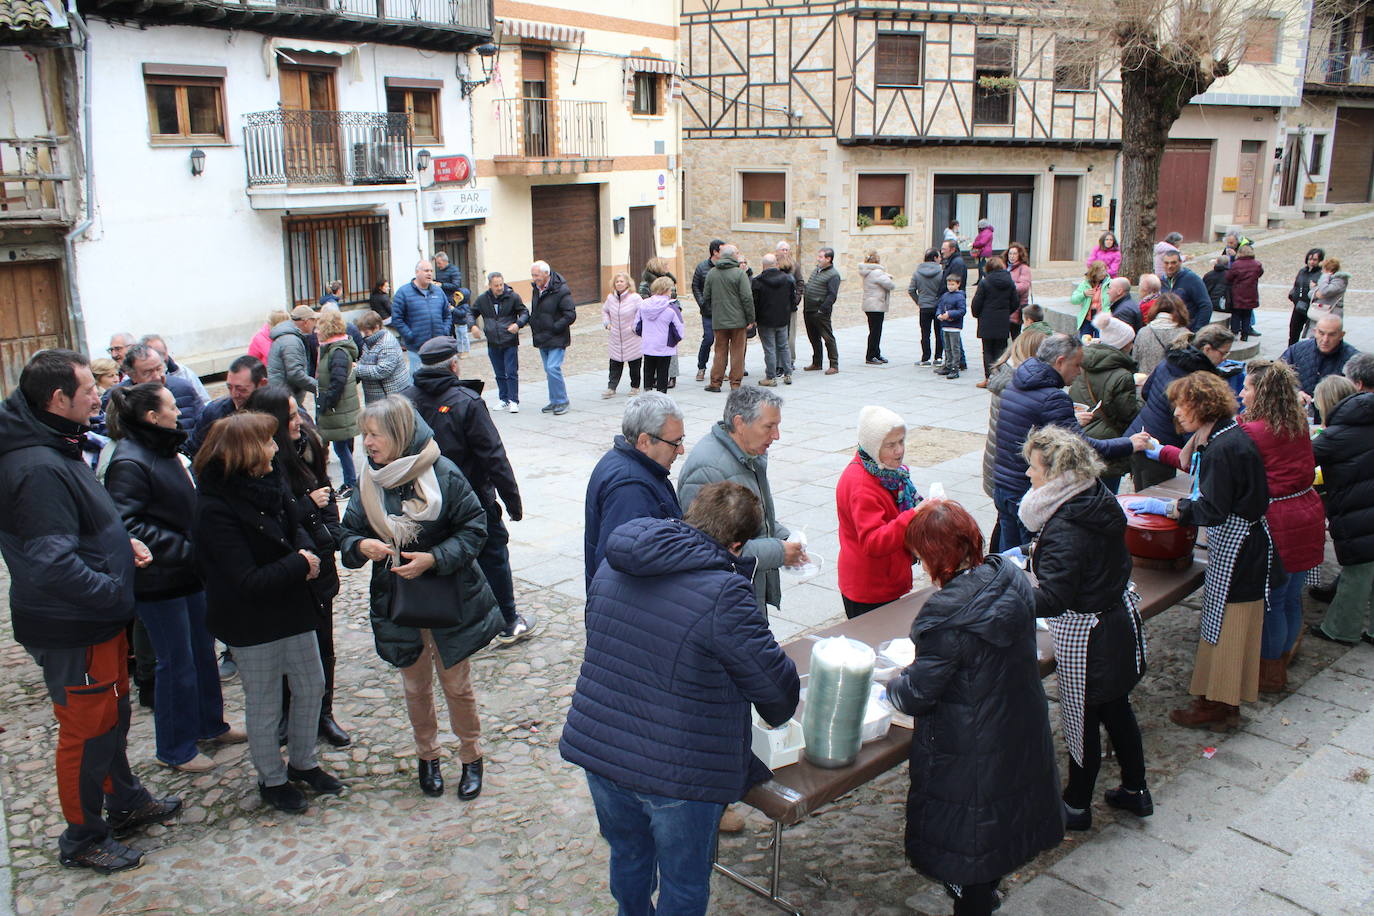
[285,213,390,309]
[973,36,1015,125]
[875,33,923,87]
[1054,38,1095,91]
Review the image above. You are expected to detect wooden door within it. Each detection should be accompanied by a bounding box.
[1049,175,1080,261]
[279,65,340,182]
[1234,140,1262,225]
[531,184,601,303]
[628,206,656,278]
[0,261,69,396]
[1157,141,1212,242]
[433,226,473,295]
[521,50,550,157]
[1329,107,1374,203]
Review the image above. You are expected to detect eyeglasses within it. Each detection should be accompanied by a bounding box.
[647,433,685,449]
[107,347,124,356]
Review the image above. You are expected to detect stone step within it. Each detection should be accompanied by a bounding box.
[1002,645,1374,915]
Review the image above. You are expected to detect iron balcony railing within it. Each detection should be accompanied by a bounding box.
[215,0,490,32]
[493,98,608,159]
[0,137,74,222]
[1308,49,1374,86]
[243,110,413,187]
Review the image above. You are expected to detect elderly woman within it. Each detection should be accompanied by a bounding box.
[315,309,361,497]
[888,499,1062,916]
[1070,260,1110,336]
[1069,314,1141,493]
[970,218,995,273]
[1133,371,1270,730]
[836,406,922,618]
[1234,361,1325,693]
[1019,426,1149,831]
[193,412,340,813]
[340,396,503,800]
[858,251,896,365]
[602,271,643,398]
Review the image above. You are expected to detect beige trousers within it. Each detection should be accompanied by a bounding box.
[399,629,483,763]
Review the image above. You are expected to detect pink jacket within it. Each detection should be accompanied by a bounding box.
[248,322,272,363]
[1088,245,1122,277]
[603,290,644,362]
[971,226,995,257]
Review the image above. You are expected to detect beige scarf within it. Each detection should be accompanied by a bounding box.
[1175,420,1217,474]
[359,438,443,559]
[1018,473,1097,534]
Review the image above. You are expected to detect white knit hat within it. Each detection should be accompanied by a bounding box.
[857,405,906,459]
[1093,311,1136,350]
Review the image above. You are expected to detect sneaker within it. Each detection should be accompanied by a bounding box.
[540,403,556,413]
[695,370,706,382]
[108,796,182,837]
[934,366,950,375]
[258,781,308,814]
[497,612,540,646]
[553,403,570,416]
[159,753,216,773]
[496,400,508,411]
[1250,329,1262,337]
[60,837,144,874]
[918,359,931,367]
[508,403,520,414]
[601,388,615,399]
[208,724,248,745]
[218,650,237,680]
[783,375,792,385]
[876,356,889,364]
[865,358,883,365]
[287,765,344,795]
[336,484,354,501]
[629,387,640,396]
[946,372,961,380]
[758,378,777,387]
[824,367,838,375]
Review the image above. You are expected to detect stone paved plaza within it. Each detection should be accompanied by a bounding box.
[2,212,1374,914]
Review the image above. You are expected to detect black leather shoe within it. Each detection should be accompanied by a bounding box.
[287,765,343,795]
[1063,801,1092,831]
[60,837,144,874]
[458,758,483,801]
[1308,623,1356,647]
[108,796,182,837]
[1104,786,1154,818]
[418,758,444,797]
[318,715,351,748]
[258,781,308,814]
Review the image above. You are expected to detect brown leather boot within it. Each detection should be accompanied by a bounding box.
[1169,698,1241,732]
[1258,657,1288,694]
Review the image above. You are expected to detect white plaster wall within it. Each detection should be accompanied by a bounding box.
[75,19,473,358]
[0,52,52,136]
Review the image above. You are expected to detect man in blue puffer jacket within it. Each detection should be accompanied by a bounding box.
[992,334,1146,551]
[561,481,799,916]
[390,259,452,373]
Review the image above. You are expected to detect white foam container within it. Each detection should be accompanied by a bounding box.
[751,712,806,769]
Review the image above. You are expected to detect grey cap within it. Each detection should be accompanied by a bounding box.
[418,336,460,365]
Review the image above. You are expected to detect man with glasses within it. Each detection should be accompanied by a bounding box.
[584,393,685,588]
[107,333,136,381]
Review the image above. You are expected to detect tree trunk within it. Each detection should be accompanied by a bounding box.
[1118,66,1173,280]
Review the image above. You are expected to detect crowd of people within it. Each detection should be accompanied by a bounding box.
[0,225,1369,916]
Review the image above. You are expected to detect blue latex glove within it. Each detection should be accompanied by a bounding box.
[1130,497,1172,517]
[999,546,1025,561]
[1145,446,1163,461]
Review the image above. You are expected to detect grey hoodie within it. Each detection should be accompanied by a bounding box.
[909,261,945,309]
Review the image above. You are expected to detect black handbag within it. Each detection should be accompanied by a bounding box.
[388,568,464,629]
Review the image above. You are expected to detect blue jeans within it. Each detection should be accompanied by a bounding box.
[405,349,422,374]
[696,314,714,372]
[540,347,568,406]
[135,591,228,766]
[332,438,357,488]
[759,324,791,378]
[488,345,519,404]
[1263,566,1309,658]
[584,771,724,916]
[994,486,1031,554]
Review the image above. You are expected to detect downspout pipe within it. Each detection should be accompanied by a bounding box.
[62,0,94,355]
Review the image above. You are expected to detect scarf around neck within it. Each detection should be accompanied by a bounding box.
[857,448,922,512]
[359,437,443,556]
[1018,473,1097,534]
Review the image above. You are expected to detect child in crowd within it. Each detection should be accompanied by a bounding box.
[936,273,967,381]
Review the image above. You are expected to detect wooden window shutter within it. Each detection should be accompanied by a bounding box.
[742,172,786,201]
[857,174,906,207]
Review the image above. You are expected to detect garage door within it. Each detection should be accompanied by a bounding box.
[531,184,601,303]
[1328,107,1374,204]
[1157,140,1212,243]
[0,260,69,396]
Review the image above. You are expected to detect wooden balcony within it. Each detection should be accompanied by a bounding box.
[79,0,493,51]
[490,98,612,176]
[0,137,75,226]
[243,109,413,188]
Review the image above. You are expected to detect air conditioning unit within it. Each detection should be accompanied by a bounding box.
[350,142,405,185]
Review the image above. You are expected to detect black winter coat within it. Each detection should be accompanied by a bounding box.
[1126,346,1220,447]
[280,430,341,605]
[103,422,200,601]
[1314,392,1374,565]
[691,257,714,316]
[339,422,502,670]
[0,391,136,649]
[1029,483,1143,704]
[405,368,523,519]
[193,468,321,648]
[529,271,578,349]
[1177,423,1271,603]
[472,285,529,349]
[751,268,795,327]
[971,268,1017,339]
[887,556,1063,885]
[1288,264,1322,309]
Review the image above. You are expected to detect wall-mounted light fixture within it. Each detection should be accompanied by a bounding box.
[460,43,500,98]
[1048,164,1056,172]
[416,149,433,172]
[189,148,206,177]
[612,216,626,235]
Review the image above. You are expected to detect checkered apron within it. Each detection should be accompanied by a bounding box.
[1047,586,1147,766]
[1195,426,1273,644]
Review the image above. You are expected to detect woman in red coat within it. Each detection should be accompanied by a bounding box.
[1226,246,1264,342]
[837,406,922,618]
[1239,360,1325,692]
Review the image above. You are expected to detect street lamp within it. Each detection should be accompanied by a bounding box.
[189,147,206,177]
[416,148,433,172]
[460,43,500,98]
